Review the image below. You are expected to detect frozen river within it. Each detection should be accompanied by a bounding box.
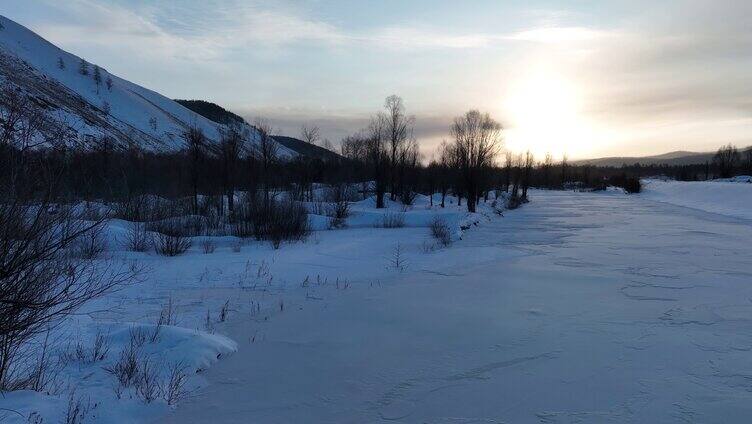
[165,190,752,423]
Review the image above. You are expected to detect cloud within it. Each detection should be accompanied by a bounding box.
[507,27,606,44]
[33,0,610,60]
[21,0,752,157]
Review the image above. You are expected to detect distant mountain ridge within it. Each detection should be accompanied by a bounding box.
[574,147,752,167]
[271,135,343,161]
[176,98,344,161]
[174,99,246,128]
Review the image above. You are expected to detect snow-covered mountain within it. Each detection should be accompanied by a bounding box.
[0,15,293,155]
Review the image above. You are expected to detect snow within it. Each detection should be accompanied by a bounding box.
[0,192,506,423]
[0,15,295,156]
[161,188,752,423]
[4,182,752,422]
[642,178,752,220]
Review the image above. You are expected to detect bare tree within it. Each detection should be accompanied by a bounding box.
[300,125,320,146]
[542,152,553,188]
[93,66,102,94]
[503,151,513,192]
[320,139,335,152]
[341,117,389,208]
[438,141,457,208]
[57,57,65,70]
[78,59,89,76]
[0,86,65,194]
[714,143,740,178]
[182,126,206,213]
[367,115,389,208]
[383,95,414,201]
[450,110,503,212]
[252,119,278,203]
[220,126,245,218]
[105,76,113,91]
[521,151,535,200]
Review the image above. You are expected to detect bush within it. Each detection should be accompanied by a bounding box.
[71,223,107,259]
[233,193,267,239]
[201,239,216,254]
[380,212,405,228]
[399,190,417,206]
[150,222,192,256]
[327,200,350,229]
[622,177,641,194]
[267,199,311,249]
[235,194,310,248]
[429,217,452,246]
[608,174,641,194]
[125,222,150,252]
[113,195,178,222]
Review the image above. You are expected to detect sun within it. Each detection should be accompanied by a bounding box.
[503,71,593,160]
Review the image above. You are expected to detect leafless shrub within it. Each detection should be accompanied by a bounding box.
[125,222,149,252]
[151,222,192,256]
[71,222,107,259]
[151,297,177,343]
[103,338,140,388]
[77,202,109,221]
[231,240,242,253]
[90,332,111,362]
[162,361,189,406]
[380,212,405,228]
[327,201,350,229]
[235,194,310,247]
[0,199,140,390]
[24,329,64,393]
[389,243,407,272]
[135,357,160,403]
[218,300,230,323]
[309,202,328,216]
[129,327,148,350]
[201,239,216,254]
[429,216,452,246]
[267,199,310,249]
[421,240,437,253]
[203,208,226,235]
[399,190,417,206]
[64,391,92,424]
[65,331,110,364]
[112,195,178,222]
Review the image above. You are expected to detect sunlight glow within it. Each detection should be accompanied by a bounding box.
[503,71,595,160]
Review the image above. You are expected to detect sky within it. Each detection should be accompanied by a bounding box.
[2,0,751,159]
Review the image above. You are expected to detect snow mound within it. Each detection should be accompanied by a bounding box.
[0,319,236,424]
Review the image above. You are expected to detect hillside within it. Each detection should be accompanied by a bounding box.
[0,15,295,156]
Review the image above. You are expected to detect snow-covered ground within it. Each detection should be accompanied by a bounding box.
[162,188,752,423]
[643,177,752,220]
[4,182,752,423]
[0,193,502,423]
